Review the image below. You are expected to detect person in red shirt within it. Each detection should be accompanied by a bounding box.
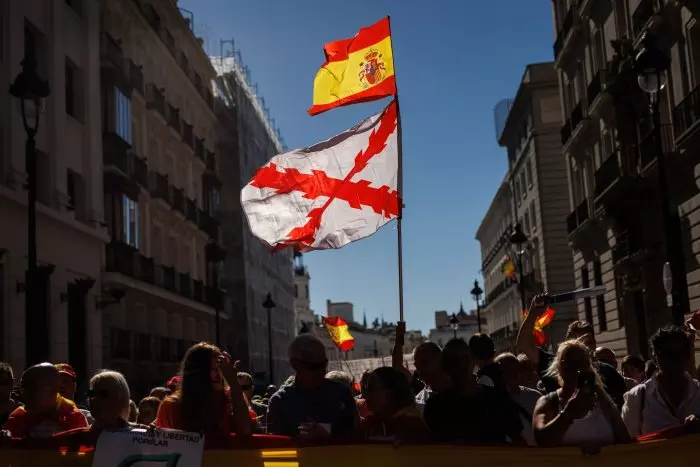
[155,343,253,439]
[5,363,87,438]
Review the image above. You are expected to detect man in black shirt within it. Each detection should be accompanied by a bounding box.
[516,295,628,409]
[424,339,523,444]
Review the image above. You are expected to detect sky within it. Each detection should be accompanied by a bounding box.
[180,0,555,334]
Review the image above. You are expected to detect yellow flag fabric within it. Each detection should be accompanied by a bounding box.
[323,316,355,351]
[308,17,396,116]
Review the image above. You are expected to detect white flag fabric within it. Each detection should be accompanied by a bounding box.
[241,99,399,251]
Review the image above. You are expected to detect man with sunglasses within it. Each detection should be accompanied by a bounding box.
[266,334,359,439]
[4,363,87,438]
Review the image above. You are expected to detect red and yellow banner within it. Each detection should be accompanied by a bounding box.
[503,256,516,278]
[323,316,355,351]
[1,433,698,467]
[522,307,556,346]
[308,17,396,116]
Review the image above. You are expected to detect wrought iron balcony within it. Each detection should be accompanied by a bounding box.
[100,33,123,70]
[182,122,194,149]
[149,171,170,202]
[132,155,148,189]
[672,84,700,143]
[193,280,204,302]
[157,265,177,292]
[195,138,205,161]
[638,124,674,170]
[553,7,575,58]
[632,0,656,40]
[129,60,144,96]
[177,272,192,299]
[567,199,590,235]
[570,99,586,131]
[103,135,130,174]
[587,70,604,107]
[105,242,155,284]
[485,276,517,305]
[185,198,198,223]
[561,120,572,145]
[146,84,166,120]
[170,187,185,214]
[594,154,621,198]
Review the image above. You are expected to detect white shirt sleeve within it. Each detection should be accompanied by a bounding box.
[621,387,643,438]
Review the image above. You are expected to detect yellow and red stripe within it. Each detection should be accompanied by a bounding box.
[308,17,396,116]
[323,316,355,352]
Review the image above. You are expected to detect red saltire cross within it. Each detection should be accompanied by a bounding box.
[250,100,400,251]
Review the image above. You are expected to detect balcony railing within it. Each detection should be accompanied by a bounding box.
[567,199,590,235]
[103,138,129,173]
[638,124,674,169]
[561,120,572,145]
[149,171,170,201]
[553,6,575,57]
[612,230,641,265]
[632,0,656,40]
[485,276,517,305]
[570,99,586,131]
[195,138,205,161]
[100,33,123,69]
[594,155,621,198]
[178,273,192,299]
[105,242,154,284]
[672,84,700,140]
[158,265,177,292]
[198,209,219,239]
[193,280,204,302]
[132,155,148,188]
[170,187,185,214]
[587,70,605,107]
[182,122,194,149]
[146,84,166,120]
[129,60,144,95]
[167,104,181,133]
[185,198,198,223]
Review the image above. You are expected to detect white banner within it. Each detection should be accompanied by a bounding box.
[92,428,205,467]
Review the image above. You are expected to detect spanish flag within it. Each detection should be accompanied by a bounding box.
[503,256,516,278]
[308,17,396,116]
[323,316,355,352]
[522,307,556,346]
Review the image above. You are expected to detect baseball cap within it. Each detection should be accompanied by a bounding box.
[166,376,182,389]
[55,363,77,380]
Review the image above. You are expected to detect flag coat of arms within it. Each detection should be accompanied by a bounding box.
[241,99,399,252]
[323,316,355,352]
[308,17,396,116]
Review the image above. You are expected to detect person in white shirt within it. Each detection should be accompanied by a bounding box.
[495,353,542,445]
[622,325,700,438]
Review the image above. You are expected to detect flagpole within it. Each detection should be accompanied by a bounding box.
[387,15,405,327]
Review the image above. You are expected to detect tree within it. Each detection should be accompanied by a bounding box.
[372,317,380,329]
[363,312,368,329]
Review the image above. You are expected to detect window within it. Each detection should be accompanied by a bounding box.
[593,260,607,331]
[515,179,521,204]
[122,195,140,248]
[526,160,533,188]
[592,28,606,73]
[687,20,700,90]
[151,225,162,260]
[581,265,593,325]
[66,170,85,219]
[305,284,309,298]
[529,201,537,232]
[65,59,81,120]
[110,328,132,360]
[115,88,132,144]
[520,172,527,199]
[523,208,530,234]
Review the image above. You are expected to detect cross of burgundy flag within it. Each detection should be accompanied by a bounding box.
[241,99,399,252]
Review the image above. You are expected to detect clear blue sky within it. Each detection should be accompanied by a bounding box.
[181,0,555,334]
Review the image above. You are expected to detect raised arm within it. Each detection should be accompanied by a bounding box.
[516,294,547,366]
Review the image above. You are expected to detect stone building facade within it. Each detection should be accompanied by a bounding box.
[552,0,699,357]
[0,0,106,376]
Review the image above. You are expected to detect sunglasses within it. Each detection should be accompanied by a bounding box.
[86,388,110,399]
[294,358,327,371]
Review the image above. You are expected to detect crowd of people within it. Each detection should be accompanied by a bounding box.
[1,295,700,449]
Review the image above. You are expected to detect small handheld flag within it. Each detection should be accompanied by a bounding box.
[323,316,355,352]
[522,307,556,347]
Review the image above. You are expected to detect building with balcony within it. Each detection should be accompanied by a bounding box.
[0,1,106,376]
[213,56,295,386]
[99,0,225,395]
[476,174,520,352]
[293,252,315,335]
[551,0,698,357]
[497,62,577,347]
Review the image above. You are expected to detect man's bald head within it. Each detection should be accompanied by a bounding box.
[21,363,60,413]
[288,334,326,361]
[594,346,618,369]
[22,363,59,388]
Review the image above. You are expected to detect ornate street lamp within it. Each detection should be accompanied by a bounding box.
[263,293,277,385]
[449,313,459,340]
[510,223,529,314]
[471,279,484,333]
[634,32,684,325]
[10,57,50,365]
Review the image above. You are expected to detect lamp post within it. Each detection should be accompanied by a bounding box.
[471,279,484,333]
[449,313,459,340]
[263,292,276,385]
[10,57,50,365]
[634,33,684,326]
[510,223,529,315]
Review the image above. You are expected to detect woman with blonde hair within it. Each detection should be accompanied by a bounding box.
[88,371,135,434]
[155,342,253,439]
[532,340,629,447]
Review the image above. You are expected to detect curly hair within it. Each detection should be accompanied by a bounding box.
[650,325,691,358]
[566,320,594,339]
